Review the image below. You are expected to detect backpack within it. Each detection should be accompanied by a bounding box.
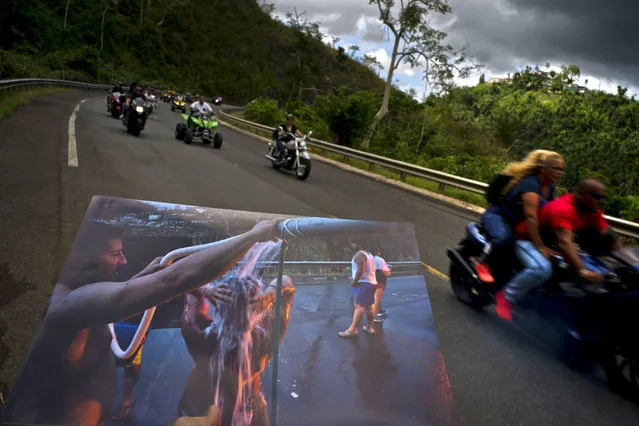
[485,173,514,206]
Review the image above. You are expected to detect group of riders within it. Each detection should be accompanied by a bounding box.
[109,81,217,132]
[476,150,630,321]
[109,81,305,162]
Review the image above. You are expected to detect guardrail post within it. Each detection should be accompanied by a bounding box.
[368,163,375,171]
[400,172,407,181]
[438,182,446,192]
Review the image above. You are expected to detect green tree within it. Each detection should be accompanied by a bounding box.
[361,0,478,149]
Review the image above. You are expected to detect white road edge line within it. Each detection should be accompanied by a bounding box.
[67,99,86,167]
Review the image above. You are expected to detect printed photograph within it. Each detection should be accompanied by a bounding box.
[1,196,456,426]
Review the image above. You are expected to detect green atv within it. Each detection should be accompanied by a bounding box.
[174,113,223,148]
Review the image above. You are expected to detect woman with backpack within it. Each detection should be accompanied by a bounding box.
[486,150,566,320]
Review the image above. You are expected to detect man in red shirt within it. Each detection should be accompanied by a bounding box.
[539,178,621,284]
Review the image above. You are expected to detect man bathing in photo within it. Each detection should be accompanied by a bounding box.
[179,274,296,426]
[2,219,283,426]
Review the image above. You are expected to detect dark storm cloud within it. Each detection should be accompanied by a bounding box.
[445,0,639,86]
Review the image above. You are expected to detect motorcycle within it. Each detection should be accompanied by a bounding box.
[145,92,158,112]
[122,97,150,136]
[265,130,313,181]
[106,91,123,119]
[447,222,639,398]
[213,96,223,106]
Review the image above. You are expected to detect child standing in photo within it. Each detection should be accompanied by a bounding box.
[373,248,392,322]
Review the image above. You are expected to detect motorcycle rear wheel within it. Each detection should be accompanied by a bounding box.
[449,263,492,309]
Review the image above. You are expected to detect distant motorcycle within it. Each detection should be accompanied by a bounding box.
[145,92,158,112]
[122,97,150,136]
[107,91,123,118]
[265,130,313,181]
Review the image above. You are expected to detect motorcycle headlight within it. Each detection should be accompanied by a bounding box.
[300,141,307,147]
[135,106,144,113]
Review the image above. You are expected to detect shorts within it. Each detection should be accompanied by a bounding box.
[375,271,388,290]
[114,322,147,367]
[350,282,377,307]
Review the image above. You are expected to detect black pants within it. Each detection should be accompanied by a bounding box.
[275,138,287,158]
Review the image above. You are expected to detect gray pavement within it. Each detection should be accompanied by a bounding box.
[0,92,638,425]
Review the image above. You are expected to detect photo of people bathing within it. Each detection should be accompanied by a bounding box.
[1,196,456,426]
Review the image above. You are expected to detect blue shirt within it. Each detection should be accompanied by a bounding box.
[501,175,555,225]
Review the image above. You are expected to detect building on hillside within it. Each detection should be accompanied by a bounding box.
[565,84,588,94]
[487,77,510,84]
[531,71,550,79]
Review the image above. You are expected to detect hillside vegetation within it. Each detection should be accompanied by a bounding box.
[0,0,384,103]
[245,66,639,221]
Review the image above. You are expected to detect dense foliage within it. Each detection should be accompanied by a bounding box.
[245,66,639,221]
[0,0,384,103]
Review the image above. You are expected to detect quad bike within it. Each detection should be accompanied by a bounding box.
[174,112,223,149]
[171,96,187,113]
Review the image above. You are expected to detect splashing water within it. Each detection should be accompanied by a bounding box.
[198,240,282,426]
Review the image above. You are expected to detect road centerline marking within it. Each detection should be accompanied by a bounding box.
[67,99,86,167]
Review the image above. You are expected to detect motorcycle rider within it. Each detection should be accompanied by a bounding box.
[275,113,305,163]
[541,178,622,277]
[493,150,565,320]
[188,94,213,130]
[111,81,125,94]
[122,82,146,118]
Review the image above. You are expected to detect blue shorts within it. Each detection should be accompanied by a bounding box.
[350,282,377,307]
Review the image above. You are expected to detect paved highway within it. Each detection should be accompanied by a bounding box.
[0,91,638,425]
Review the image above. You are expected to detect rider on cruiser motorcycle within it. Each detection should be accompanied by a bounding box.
[489,150,565,320]
[275,114,305,163]
[188,95,213,129]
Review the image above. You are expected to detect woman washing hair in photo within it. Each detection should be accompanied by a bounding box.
[491,149,566,320]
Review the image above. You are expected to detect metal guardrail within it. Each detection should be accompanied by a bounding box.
[0,77,112,92]
[246,261,422,268]
[219,111,639,240]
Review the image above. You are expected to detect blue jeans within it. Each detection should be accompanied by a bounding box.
[503,240,553,303]
[480,206,514,250]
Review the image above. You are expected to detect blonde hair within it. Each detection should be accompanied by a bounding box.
[502,150,564,195]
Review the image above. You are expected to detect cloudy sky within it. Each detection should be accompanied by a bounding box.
[268,0,639,98]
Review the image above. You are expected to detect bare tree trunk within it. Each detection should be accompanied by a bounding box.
[100,6,108,51]
[64,0,72,30]
[140,0,144,27]
[361,34,401,149]
[297,57,304,99]
[415,115,428,153]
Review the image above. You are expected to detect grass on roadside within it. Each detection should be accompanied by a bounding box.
[227,112,488,208]
[0,87,78,120]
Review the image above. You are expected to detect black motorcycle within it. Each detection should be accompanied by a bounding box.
[121,97,150,137]
[447,222,639,399]
[265,130,313,181]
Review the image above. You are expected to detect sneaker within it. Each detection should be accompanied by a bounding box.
[494,290,513,321]
[374,313,385,323]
